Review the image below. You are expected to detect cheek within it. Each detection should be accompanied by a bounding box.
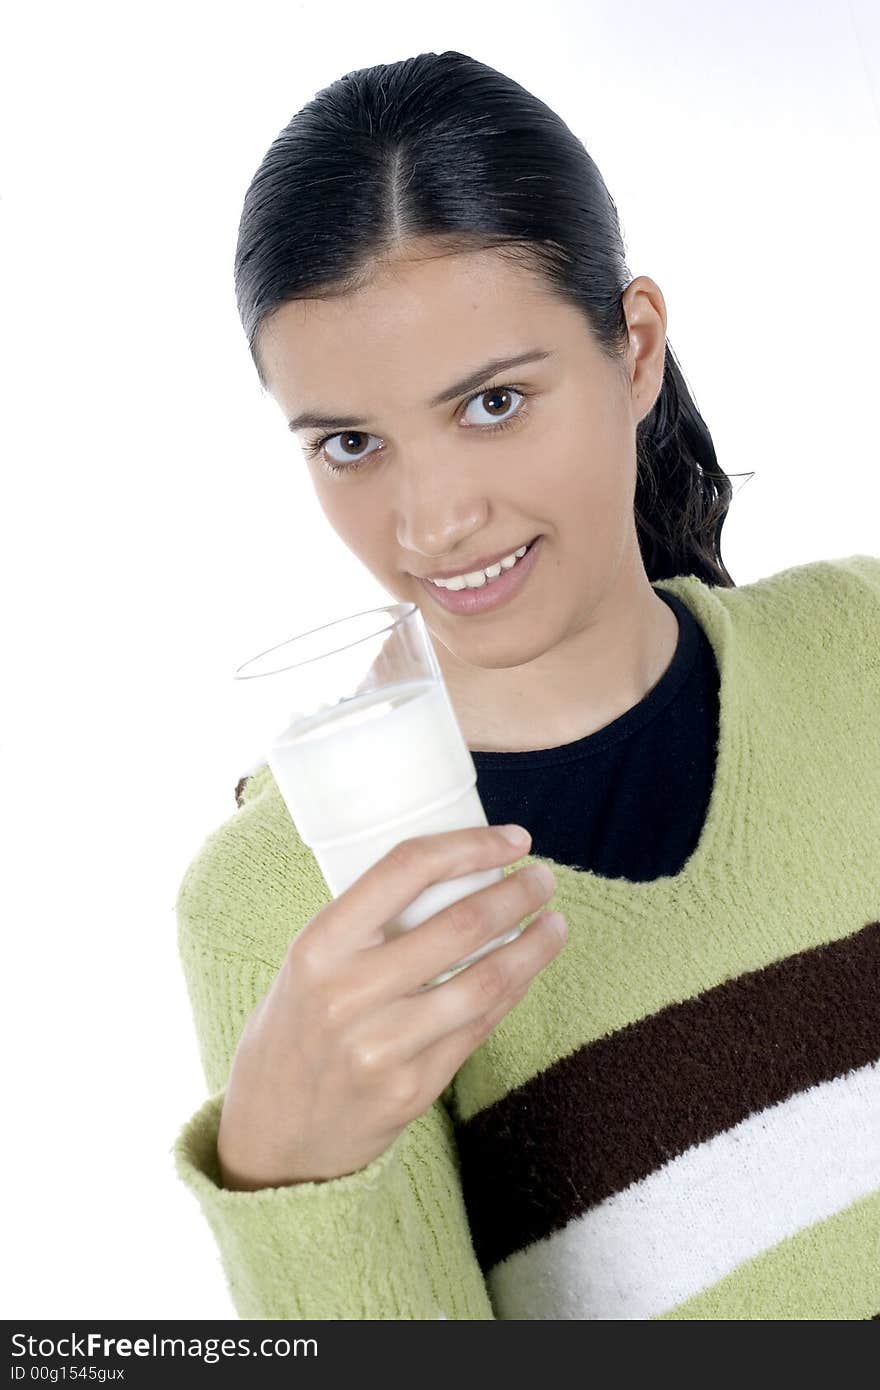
[315,487,367,546]
[544,409,635,526]
[544,417,637,587]
[317,488,399,576]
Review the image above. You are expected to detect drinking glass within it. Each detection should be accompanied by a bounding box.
[234,601,525,988]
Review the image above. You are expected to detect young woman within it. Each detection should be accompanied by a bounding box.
[172,50,880,1320]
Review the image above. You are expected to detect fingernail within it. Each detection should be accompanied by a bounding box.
[499,824,531,847]
[530,863,555,893]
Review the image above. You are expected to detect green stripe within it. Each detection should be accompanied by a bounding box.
[654,1190,880,1319]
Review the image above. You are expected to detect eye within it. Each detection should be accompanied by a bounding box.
[461,385,525,428]
[303,381,530,476]
[314,430,380,470]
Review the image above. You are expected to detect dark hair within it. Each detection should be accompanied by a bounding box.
[234,51,751,588]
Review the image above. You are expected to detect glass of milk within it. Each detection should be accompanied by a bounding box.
[234,602,525,989]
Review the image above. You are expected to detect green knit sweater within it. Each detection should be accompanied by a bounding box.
[171,555,880,1320]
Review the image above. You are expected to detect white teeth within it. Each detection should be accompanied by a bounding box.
[430,543,529,590]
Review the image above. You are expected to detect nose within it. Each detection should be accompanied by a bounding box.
[395,480,490,573]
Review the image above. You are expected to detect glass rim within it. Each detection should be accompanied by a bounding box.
[233,600,420,681]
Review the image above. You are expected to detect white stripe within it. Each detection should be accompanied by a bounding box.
[487,1056,880,1320]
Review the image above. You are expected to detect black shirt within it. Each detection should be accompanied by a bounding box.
[471,588,720,882]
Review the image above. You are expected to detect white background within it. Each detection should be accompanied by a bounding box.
[2,0,879,1319]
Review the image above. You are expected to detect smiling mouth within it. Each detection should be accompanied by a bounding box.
[415,534,544,614]
[421,536,540,587]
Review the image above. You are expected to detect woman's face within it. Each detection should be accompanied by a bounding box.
[257,245,667,682]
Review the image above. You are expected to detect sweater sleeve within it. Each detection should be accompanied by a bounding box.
[169,779,495,1321]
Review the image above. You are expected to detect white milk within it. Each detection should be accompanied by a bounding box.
[267,676,523,986]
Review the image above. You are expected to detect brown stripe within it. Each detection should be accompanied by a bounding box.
[456,920,880,1272]
[234,774,251,808]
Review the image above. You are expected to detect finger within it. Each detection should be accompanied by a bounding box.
[312,823,533,956]
[404,910,566,1071]
[372,858,556,1001]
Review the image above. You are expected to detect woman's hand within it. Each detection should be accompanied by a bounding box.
[216,825,564,1189]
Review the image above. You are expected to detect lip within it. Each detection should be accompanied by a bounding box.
[416,539,535,581]
[417,535,543,615]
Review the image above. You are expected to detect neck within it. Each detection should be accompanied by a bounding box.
[434,561,680,755]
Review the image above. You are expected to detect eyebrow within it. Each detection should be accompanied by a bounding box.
[287,348,555,432]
